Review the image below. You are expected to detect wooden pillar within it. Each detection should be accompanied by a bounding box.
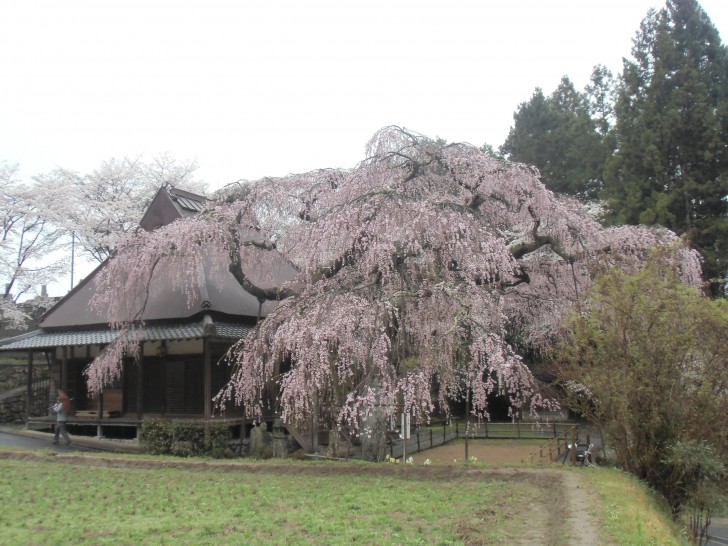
[136,343,143,420]
[25,352,34,422]
[203,339,212,419]
[121,357,128,415]
[61,347,68,393]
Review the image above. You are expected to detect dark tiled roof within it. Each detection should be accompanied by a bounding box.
[0,321,252,350]
[174,195,206,213]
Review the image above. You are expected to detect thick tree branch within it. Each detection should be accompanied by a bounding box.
[227,222,299,301]
[509,206,577,263]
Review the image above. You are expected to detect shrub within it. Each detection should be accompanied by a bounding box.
[140,418,233,458]
[139,418,173,455]
[549,253,728,518]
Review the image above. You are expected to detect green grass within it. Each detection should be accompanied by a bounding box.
[583,466,687,545]
[0,447,691,545]
[0,455,534,545]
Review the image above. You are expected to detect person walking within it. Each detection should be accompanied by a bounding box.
[51,390,72,445]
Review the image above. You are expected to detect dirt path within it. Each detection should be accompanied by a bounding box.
[417,440,609,545]
[560,469,605,545]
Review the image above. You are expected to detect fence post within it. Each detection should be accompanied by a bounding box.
[553,421,557,438]
[417,431,420,452]
[485,421,488,439]
[430,429,433,448]
[455,421,459,438]
[517,420,521,439]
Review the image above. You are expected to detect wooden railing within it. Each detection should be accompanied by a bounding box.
[528,428,575,464]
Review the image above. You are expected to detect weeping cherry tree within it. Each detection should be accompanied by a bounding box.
[85,127,701,444]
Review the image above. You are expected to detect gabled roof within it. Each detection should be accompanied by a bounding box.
[38,251,285,329]
[35,185,296,332]
[139,185,208,231]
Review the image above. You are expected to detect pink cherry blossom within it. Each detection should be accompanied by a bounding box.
[85,127,702,433]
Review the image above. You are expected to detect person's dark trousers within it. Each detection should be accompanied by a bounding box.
[53,422,71,445]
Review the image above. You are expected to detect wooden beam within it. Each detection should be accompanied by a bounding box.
[136,343,143,420]
[25,352,33,422]
[121,356,128,415]
[61,347,68,393]
[203,338,212,419]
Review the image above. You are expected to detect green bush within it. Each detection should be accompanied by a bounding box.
[140,418,233,458]
[550,254,728,518]
[139,418,174,455]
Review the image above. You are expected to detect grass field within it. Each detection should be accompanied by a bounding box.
[0,446,687,545]
[0,455,540,545]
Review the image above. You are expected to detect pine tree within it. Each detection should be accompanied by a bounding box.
[585,64,617,139]
[604,0,728,295]
[500,88,553,177]
[501,77,609,198]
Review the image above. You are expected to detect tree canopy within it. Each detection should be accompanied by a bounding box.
[0,155,205,332]
[501,0,728,295]
[34,154,205,263]
[500,1,728,295]
[86,127,701,438]
[500,73,612,199]
[0,162,66,330]
[604,0,728,295]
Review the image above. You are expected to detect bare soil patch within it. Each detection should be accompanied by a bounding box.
[413,438,541,465]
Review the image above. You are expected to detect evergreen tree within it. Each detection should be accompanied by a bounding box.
[585,64,617,139]
[500,87,553,175]
[501,77,609,198]
[604,0,728,295]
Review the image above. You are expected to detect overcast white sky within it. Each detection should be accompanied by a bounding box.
[2,0,727,192]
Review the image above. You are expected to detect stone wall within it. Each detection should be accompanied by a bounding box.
[0,393,25,423]
[0,365,48,423]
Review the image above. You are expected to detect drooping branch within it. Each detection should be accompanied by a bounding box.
[226,222,299,301]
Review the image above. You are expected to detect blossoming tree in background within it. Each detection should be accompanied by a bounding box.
[34,154,206,263]
[1,155,205,333]
[0,162,66,331]
[86,127,702,445]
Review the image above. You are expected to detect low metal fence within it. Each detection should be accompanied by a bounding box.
[388,419,576,460]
